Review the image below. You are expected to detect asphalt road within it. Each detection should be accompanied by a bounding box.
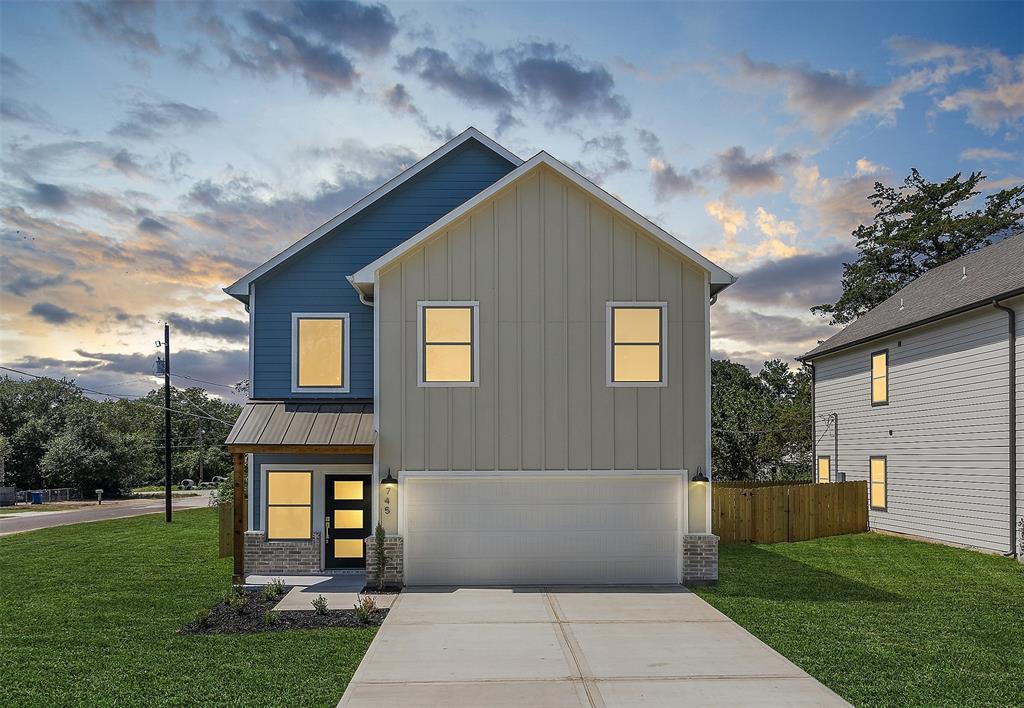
[0,492,212,536]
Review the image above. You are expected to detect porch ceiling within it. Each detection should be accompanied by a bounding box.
[224,402,375,454]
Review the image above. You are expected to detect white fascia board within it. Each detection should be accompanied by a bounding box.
[350,152,737,289]
[223,127,522,300]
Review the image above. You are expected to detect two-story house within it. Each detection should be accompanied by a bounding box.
[800,234,1023,559]
[223,128,736,586]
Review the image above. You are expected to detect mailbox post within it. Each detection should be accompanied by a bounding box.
[95,489,103,505]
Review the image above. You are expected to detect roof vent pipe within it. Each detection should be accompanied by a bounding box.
[899,297,904,311]
[962,266,967,280]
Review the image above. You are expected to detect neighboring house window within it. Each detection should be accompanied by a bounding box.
[607,302,667,386]
[292,313,349,393]
[418,302,479,386]
[817,456,830,484]
[870,456,887,511]
[871,350,888,405]
[266,470,312,540]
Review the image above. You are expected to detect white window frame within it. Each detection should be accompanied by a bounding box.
[417,301,480,388]
[291,312,350,394]
[606,301,668,387]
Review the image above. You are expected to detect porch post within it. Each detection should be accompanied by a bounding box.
[232,452,246,585]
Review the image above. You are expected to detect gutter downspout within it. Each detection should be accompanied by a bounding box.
[992,298,1017,558]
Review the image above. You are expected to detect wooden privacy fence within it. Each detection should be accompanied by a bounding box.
[713,481,868,544]
[218,498,247,558]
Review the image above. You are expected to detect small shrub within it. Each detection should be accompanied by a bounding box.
[262,610,280,627]
[225,587,247,614]
[192,607,210,628]
[354,594,377,624]
[373,522,387,590]
[261,578,285,601]
[311,594,329,615]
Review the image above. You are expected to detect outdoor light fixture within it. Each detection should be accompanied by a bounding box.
[692,467,709,483]
[381,468,397,486]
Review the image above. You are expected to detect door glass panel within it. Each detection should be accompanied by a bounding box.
[268,471,311,505]
[267,507,311,539]
[334,480,363,500]
[817,458,829,483]
[334,509,363,528]
[334,539,363,558]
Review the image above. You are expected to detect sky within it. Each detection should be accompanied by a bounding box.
[1,1,1022,402]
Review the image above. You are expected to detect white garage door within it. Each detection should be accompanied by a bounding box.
[403,475,680,585]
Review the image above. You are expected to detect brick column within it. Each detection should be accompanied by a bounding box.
[365,534,404,587]
[681,533,718,586]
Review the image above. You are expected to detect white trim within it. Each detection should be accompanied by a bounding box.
[397,469,688,582]
[351,152,736,289]
[416,301,481,388]
[247,284,255,398]
[703,272,713,533]
[224,128,522,299]
[290,312,351,394]
[606,301,669,387]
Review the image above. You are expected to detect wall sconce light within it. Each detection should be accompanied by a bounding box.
[692,467,709,483]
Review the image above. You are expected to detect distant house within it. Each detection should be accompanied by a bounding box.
[222,128,736,586]
[800,234,1023,558]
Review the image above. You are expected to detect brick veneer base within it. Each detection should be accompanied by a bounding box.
[365,535,404,586]
[244,531,321,575]
[681,533,719,586]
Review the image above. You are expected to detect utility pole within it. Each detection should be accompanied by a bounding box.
[198,428,205,484]
[163,323,172,523]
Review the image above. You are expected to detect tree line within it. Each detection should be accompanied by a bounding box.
[0,375,241,495]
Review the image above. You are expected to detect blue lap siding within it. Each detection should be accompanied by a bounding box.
[251,139,516,399]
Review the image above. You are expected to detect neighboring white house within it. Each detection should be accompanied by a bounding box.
[800,234,1023,559]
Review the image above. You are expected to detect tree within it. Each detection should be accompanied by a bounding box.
[812,170,1024,326]
[711,359,811,481]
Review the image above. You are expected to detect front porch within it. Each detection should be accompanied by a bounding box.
[225,401,377,584]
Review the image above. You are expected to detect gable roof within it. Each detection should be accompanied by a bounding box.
[223,127,522,303]
[801,232,1024,361]
[350,151,736,293]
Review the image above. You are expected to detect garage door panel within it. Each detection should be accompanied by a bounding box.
[404,475,680,585]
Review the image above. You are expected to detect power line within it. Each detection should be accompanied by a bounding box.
[0,366,236,426]
[170,372,245,392]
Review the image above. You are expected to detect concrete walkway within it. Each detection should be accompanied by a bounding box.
[339,587,849,708]
[0,492,211,536]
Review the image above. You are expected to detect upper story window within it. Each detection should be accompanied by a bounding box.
[292,313,349,393]
[871,349,888,405]
[418,302,479,387]
[607,302,667,386]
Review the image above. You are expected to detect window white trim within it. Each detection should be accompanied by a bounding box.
[606,301,668,387]
[416,301,480,388]
[291,312,350,393]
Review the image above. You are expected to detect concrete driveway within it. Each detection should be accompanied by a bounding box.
[339,587,849,707]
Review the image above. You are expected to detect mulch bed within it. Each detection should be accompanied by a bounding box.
[180,588,388,635]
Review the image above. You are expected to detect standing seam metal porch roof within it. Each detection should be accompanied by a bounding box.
[225,402,375,447]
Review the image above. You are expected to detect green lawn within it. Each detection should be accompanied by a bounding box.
[695,533,1024,707]
[0,508,376,707]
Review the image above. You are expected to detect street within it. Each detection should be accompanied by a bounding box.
[0,492,212,536]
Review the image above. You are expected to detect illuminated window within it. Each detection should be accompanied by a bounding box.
[870,457,887,511]
[419,302,478,385]
[608,303,666,385]
[292,313,348,392]
[871,350,888,405]
[817,456,830,484]
[267,471,312,540]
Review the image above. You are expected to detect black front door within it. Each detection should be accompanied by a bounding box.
[324,475,371,569]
